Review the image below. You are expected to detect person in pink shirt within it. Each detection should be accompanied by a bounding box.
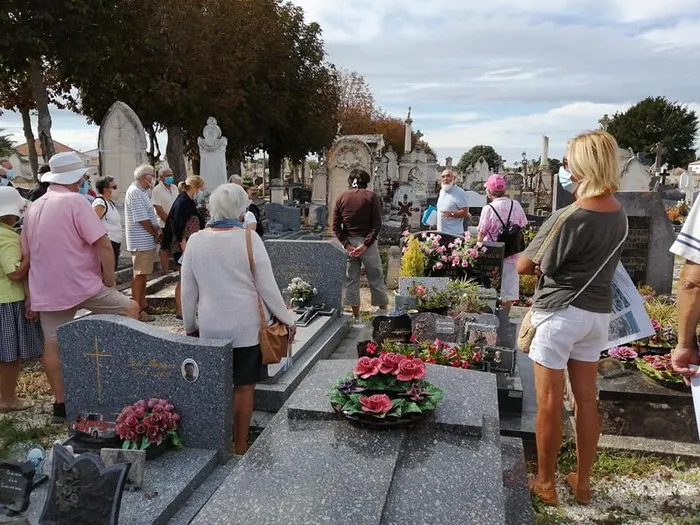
[478,174,528,313]
[22,152,139,421]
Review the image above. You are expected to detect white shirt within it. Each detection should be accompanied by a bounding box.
[437,185,470,235]
[671,197,700,263]
[124,183,159,251]
[151,183,179,228]
[92,197,122,244]
[244,211,257,227]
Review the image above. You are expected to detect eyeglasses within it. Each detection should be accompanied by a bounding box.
[109,185,118,190]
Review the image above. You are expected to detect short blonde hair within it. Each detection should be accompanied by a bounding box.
[208,183,248,223]
[178,175,204,193]
[567,130,620,199]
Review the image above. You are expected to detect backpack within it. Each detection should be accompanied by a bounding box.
[488,201,525,258]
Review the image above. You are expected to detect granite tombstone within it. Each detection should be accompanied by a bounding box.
[411,312,463,344]
[100,449,146,490]
[291,187,312,203]
[265,240,346,310]
[56,316,234,461]
[0,461,34,515]
[39,445,128,525]
[266,203,301,232]
[371,313,413,343]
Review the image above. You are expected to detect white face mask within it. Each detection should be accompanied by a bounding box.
[441,183,454,192]
[558,167,577,193]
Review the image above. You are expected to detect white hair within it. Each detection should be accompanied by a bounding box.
[158,166,173,177]
[134,164,155,180]
[208,183,248,223]
[228,174,242,184]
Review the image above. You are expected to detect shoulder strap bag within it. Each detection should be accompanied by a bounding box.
[245,228,290,365]
[517,215,628,353]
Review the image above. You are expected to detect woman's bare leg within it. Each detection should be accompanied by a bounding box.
[533,361,565,488]
[566,359,600,491]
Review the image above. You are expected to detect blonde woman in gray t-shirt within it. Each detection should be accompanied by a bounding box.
[517,130,627,506]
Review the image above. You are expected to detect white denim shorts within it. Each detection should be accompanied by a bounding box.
[529,305,610,370]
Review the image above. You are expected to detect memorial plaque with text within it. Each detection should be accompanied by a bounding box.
[620,216,650,285]
[0,461,34,513]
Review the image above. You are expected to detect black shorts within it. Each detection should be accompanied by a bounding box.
[233,344,268,386]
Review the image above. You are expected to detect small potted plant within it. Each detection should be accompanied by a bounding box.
[285,277,317,308]
[116,398,182,460]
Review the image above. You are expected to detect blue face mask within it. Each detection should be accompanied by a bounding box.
[195,190,203,200]
[5,169,15,180]
[79,179,89,195]
[164,176,174,185]
[558,166,577,193]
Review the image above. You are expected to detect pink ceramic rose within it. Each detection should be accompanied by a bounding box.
[395,359,427,381]
[379,352,407,374]
[353,357,381,379]
[359,394,393,414]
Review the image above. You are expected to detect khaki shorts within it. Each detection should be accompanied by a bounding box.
[132,249,156,275]
[40,287,134,340]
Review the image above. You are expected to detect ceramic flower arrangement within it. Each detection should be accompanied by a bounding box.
[285,277,317,306]
[116,398,182,451]
[635,354,686,389]
[330,353,444,424]
[400,231,483,276]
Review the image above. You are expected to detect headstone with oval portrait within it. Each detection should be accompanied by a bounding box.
[56,315,234,461]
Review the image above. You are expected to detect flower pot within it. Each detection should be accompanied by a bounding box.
[290,297,308,308]
[145,440,167,461]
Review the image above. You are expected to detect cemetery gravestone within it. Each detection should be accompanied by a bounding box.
[266,203,301,232]
[100,449,146,489]
[39,445,128,525]
[371,313,413,343]
[98,101,148,204]
[620,216,650,285]
[473,241,505,291]
[411,313,462,344]
[0,461,34,514]
[291,187,311,203]
[198,117,228,191]
[314,205,328,229]
[56,316,234,461]
[265,240,346,310]
[483,347,516,376]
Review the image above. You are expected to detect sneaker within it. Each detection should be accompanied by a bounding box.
[52,402,66,422]
[139,310,156,322]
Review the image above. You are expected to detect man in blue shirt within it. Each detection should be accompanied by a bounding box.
[436,169,470,234]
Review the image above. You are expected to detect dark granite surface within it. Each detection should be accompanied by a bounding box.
[501,437,535,525]
[27,448,218,525]
[266,240,347,310]
[57,316,233,461]
[598,371,692,405]
[265,203,301,231]
[285,360,494,437]
[191,416,405,525]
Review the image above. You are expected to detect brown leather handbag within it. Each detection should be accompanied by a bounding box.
[245,228,290,365]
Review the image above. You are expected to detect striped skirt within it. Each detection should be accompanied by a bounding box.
[0,300,43,362]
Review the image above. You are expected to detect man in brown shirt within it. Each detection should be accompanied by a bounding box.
[333,169,388,322]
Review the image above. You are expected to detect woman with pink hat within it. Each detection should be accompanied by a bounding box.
[478,174,528,313]
[0,186,43,413]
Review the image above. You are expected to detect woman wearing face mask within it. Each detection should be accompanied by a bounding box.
[78,174,95,202]
[161,176,206,319]
[558,155,578,194]
[93,176,123,269]
[517,130,628,506]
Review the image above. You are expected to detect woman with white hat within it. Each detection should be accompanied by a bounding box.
[0,186,43,413]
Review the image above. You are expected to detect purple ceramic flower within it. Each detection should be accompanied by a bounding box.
[608,346,638,361]
[337,380,366,395]
[399,382,431,402]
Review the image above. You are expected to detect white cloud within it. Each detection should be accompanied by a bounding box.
[641,19,700,49]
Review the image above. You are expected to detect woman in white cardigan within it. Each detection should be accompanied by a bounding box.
[182,184,296,455]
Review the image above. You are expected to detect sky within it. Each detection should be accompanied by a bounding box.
[2,0,700,166]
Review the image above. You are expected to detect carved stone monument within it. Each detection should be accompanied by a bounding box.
[98,101,148,204]
[197,117,228,191]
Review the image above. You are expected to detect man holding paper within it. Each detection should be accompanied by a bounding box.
[669,201,700,382]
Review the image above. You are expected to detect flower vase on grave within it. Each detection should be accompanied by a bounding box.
[145,440,168,461]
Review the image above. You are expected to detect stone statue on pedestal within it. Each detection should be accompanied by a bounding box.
[198,117,228,191]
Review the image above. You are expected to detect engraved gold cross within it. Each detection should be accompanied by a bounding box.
[84,337,111,402]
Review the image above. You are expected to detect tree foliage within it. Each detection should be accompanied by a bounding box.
[457,145,501,173]
[608,96,699,168]
[0,130,15,159]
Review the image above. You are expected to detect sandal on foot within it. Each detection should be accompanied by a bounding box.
[528,478,559,506]
[0,399,34,413]
[566,472,591,505]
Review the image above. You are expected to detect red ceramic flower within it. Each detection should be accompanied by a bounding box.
[353,357,381,379]
[359,394,393,414]
[395,359,427,381]
[379,352,407,374]
[135,423,147,436]
[366,342,378,356]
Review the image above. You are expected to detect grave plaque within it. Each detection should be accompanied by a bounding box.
[100,449,146,489]
[473,242,505,290]
[620,216,650,286]
[372,313,413,343]
[39,445,128,525]
[291,187,312,203]
[482,346,516,376]
[266,203,301,232]
[56,316,234,461]
[0,461,34,514]
[266,240,346,310]
[411,313,462,344]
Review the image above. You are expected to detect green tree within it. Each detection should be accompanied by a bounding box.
[457,145,501,173]
[607,96,699,168]
[0,129,15,158]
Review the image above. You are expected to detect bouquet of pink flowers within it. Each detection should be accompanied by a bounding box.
[116,398,183,450]
[402,231,483,274]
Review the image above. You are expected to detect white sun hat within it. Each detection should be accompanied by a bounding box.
[41,151,89,185]
[0,186,28,218]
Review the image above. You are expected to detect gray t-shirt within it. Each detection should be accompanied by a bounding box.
[523,205,627,313]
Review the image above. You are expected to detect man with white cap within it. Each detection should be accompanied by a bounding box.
[22,152,139,421]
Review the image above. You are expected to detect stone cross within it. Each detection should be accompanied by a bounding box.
[599,114,611,131]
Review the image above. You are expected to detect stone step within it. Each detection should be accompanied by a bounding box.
[255,314,352,412]
[501,437,535,525]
